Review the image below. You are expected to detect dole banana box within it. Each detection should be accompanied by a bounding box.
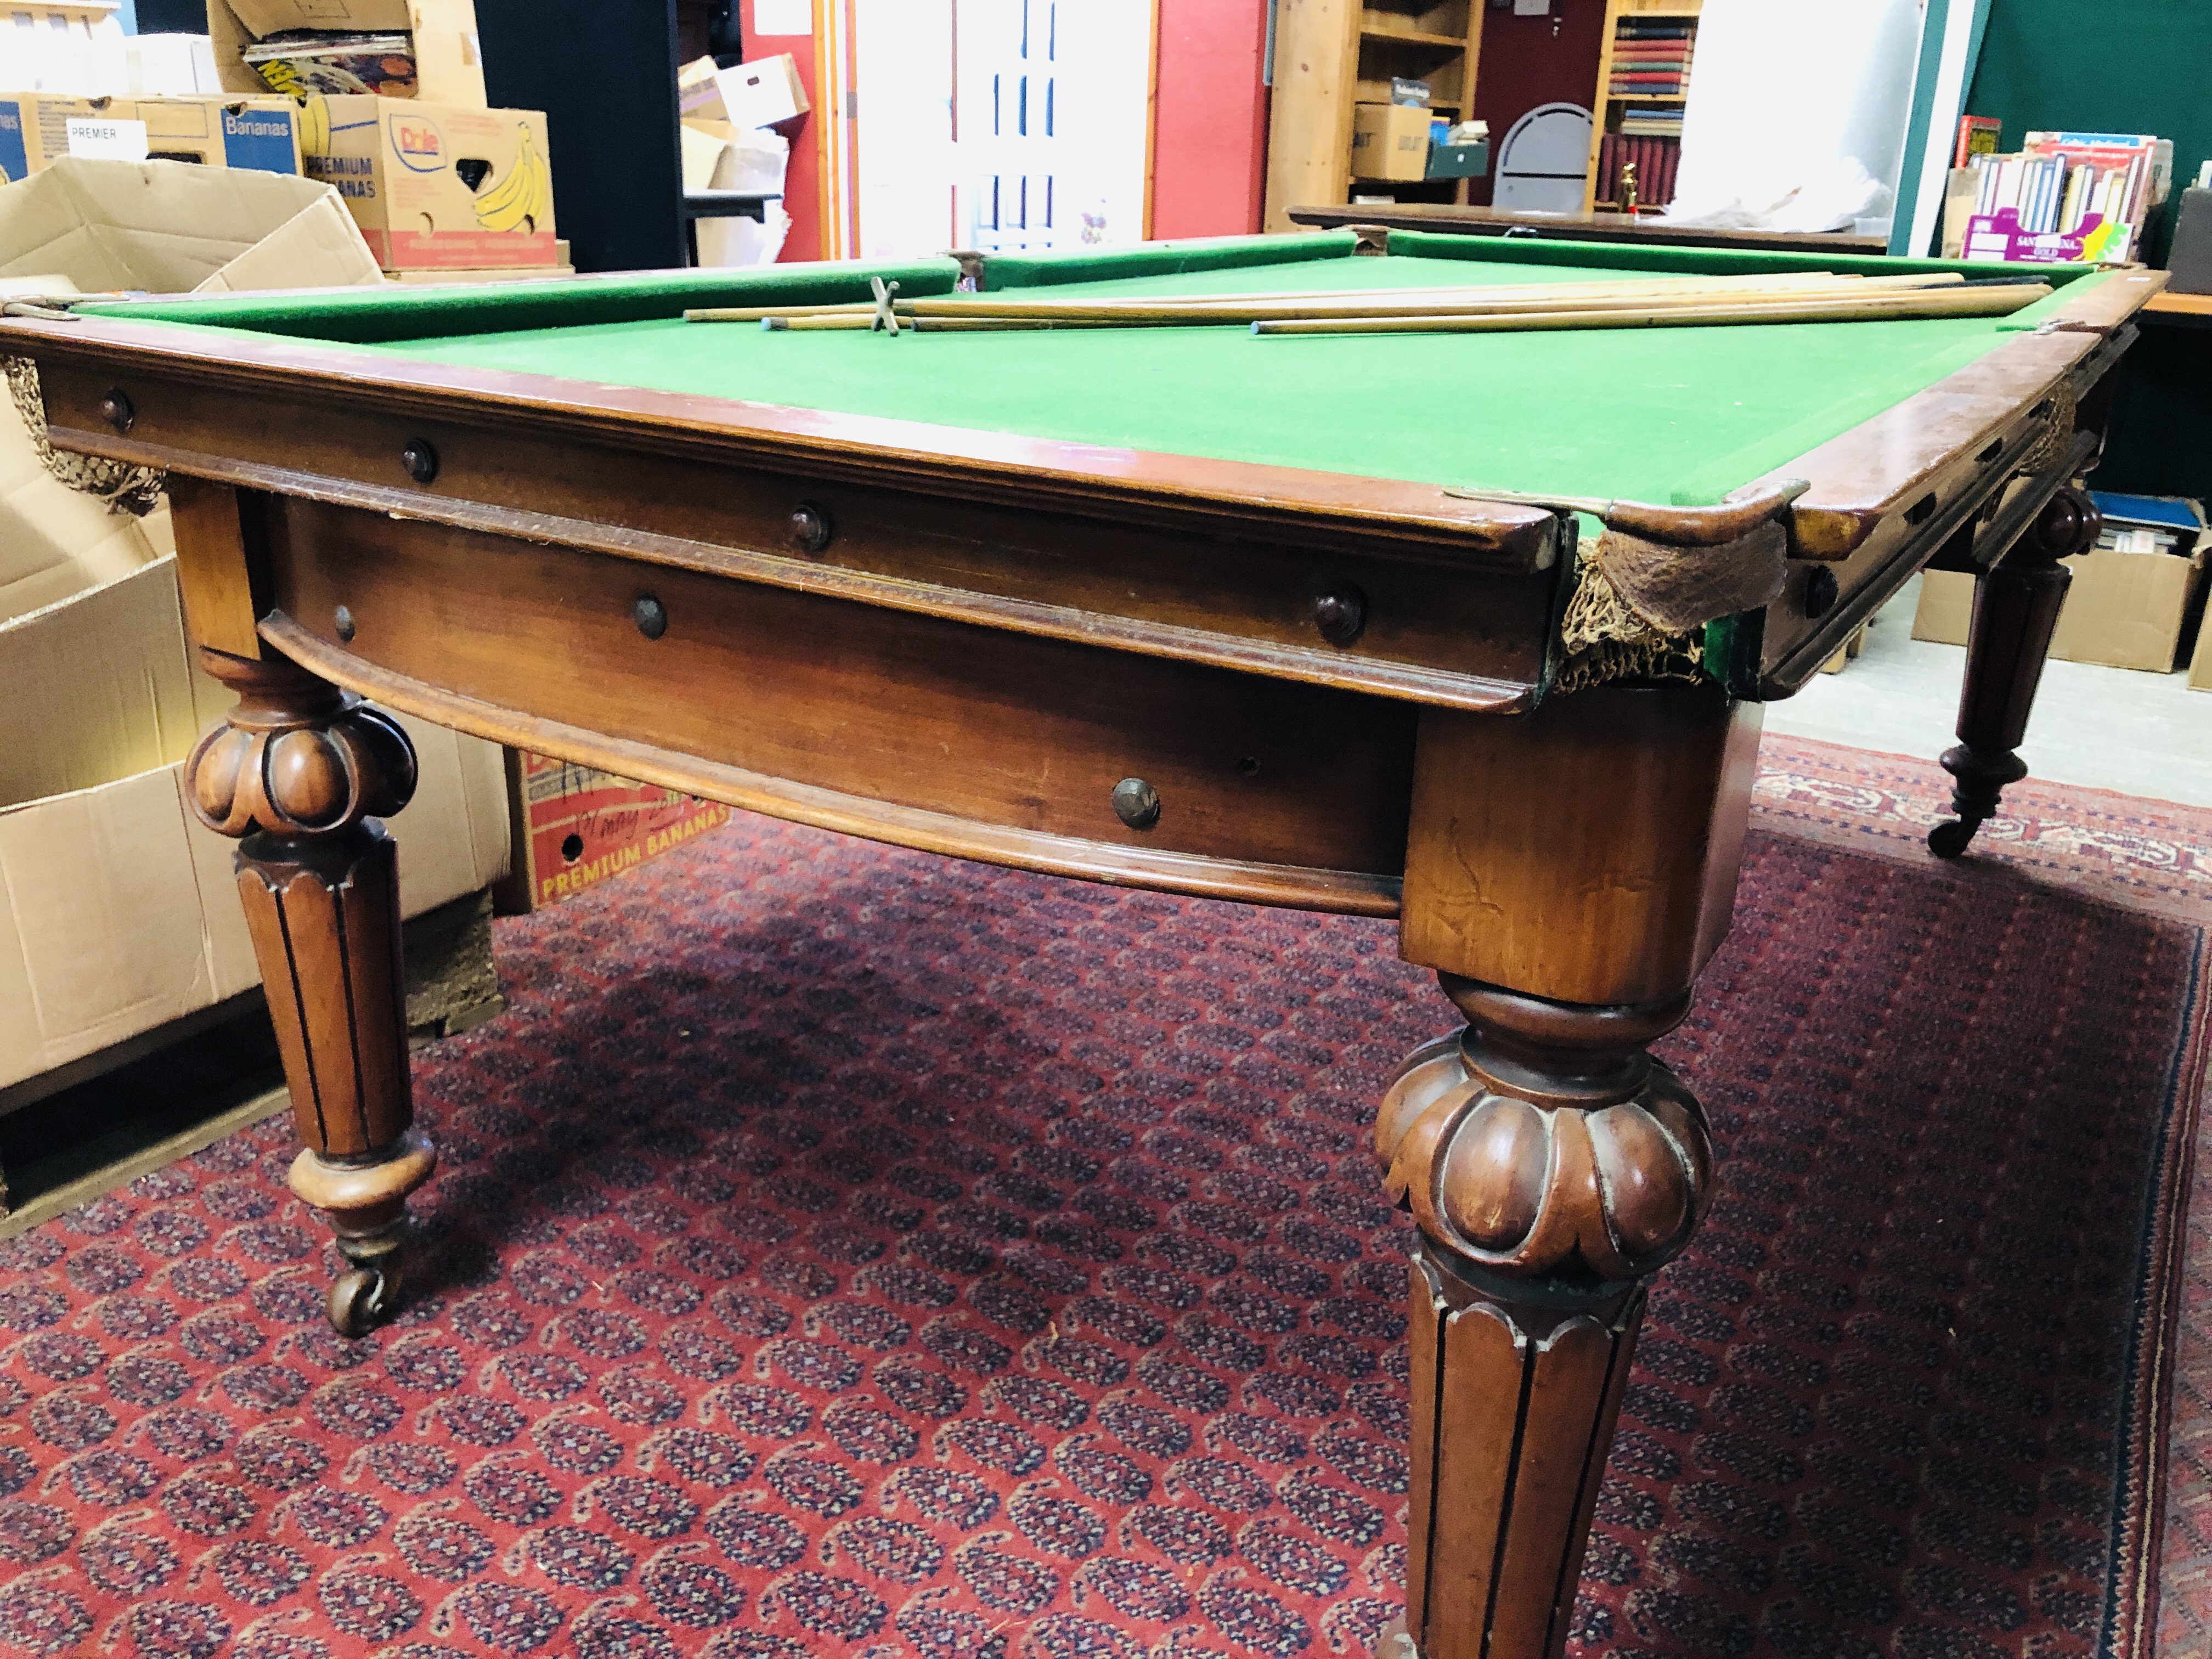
[301,93,552,271]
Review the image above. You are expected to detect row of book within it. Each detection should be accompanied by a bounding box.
[1609,17,1693,99]
[1595,133,1679,209]
[1966,131,2171,257]
[1618,107,1683,140]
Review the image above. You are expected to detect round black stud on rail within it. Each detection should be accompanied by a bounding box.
[788,501,834,555]
[98,388,133,433]
[400,439,439,486]
[334,605,357,643]
[1802,567,1839,619]
[1312,583,1367,646]
[1111,777,1161,831]
[634,594,669,640]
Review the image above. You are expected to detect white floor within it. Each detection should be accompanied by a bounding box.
[1763,574,2212,809]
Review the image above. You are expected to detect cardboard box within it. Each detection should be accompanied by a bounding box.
[2049,545,2204,670]
[681,116,789,266]
[0,156,380,291]
[0,146,514,1095]
[1912,568,1976,647]
[1912,552,2206,672]
[0,338,164,620]
[2188,600,2210,691]
[718,52,809,129]
[1940,166,1978,259]
[0,555,509,1091]
[495,751,731,914]
[303,94,555,270]
[389,264,572,284]
[678,54,727,125]
[0,94,128,178]
[0,92,301,179]
[139,95,301,172]
[207,0,485,108]
[0,2,128,99]
[1352,102,1430,183]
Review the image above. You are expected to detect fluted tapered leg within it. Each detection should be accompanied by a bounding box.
[1374,979,1713,1659]
[184,648,431,1335]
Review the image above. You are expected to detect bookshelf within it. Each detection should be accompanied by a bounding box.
[1582,0,1700,214]
[1263,0,1483,233]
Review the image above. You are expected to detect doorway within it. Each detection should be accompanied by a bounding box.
[842,0,1154,259]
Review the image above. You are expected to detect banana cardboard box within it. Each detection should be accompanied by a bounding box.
[0,93,300,180]
[300,93,551,271]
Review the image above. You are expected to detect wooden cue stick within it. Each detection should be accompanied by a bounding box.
[764,282,2021,334]
[761,313,880,330]
[761,275,1973,332]
[887,279,1967,327]
[889,273,1966,320]
[681,270,1965,324]
[871,278,2008,333]
[1250,284,2052,336]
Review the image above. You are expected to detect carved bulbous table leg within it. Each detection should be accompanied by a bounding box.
[1373,976,1714,1659]
[1931,485,2102,859]
[183,648,430,1336]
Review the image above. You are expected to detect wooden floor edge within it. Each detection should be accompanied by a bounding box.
[0,1085,291,1240]
[262,614,1408,920]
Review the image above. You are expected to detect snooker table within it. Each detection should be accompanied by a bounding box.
[0,230,2160,1659]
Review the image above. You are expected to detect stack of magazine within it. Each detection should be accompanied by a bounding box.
[240,31,417,99]
[1966,131,2171,261]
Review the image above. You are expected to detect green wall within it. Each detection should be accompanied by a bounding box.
[1967,0,2212,264]
[1970,1,2212,499]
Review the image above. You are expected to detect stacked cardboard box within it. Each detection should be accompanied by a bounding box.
[0,3,307,183]
[677,52,802,267]
[0,91,303,177]
[0,160,509,1096]
[208,0,562,278]
[1914,493,2208,673]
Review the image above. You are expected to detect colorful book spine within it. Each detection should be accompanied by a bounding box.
[1954,114,2001,170]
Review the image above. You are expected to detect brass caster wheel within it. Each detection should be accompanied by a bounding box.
[327,1263,399,1337]
[1927,818,1978,860]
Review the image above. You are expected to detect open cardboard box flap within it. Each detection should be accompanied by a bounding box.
[0,558,200,812]
[0,343,167,620]
[0,716,509,1091]
[0,156,382,294]
[210,0,487,108]
[0,761,261,1086]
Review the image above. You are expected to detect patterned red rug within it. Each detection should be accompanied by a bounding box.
[1753,737,2212,1659]
[0,735,2205,1659]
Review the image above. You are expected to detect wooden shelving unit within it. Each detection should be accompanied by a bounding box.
[1263,0,1483,233]
[1582,0,1700,213]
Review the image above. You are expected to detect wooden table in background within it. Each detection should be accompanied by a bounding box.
[1288,200,1892,256]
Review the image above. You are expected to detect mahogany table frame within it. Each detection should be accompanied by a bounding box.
[0,249,2161,1659]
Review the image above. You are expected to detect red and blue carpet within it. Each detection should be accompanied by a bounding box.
[0,734,2205,1659]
